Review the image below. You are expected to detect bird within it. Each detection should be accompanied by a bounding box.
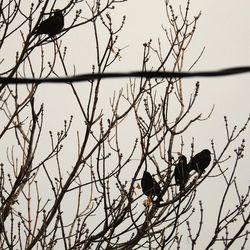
[141,171,163,201]
[174,155,189,191]
[141,171,154,196]
[34,9,64,36]
[189,149,211,173]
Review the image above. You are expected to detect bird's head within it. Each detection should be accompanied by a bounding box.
[143,171,151,177]
[202,149,211,156]
[178,155,187,165]
[53,9,64,16]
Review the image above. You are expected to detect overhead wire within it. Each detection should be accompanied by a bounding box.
[0,66,250,84]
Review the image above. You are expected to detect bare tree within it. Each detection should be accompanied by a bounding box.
[0,0,249,249]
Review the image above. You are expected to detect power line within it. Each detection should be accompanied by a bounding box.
[0,66,250,84]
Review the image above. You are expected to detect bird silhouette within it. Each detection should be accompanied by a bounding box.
[35,9,64,36]
[141,171,154,196]
[189,149,211,173]
[174,155,189,191]
[141,171,163,201]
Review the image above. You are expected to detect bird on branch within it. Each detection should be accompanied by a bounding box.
[34,9,64,36]
[141,171,163,203]
[174,155,189,191]
[189,149,211,173]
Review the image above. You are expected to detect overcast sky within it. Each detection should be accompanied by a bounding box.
[57,0,250,152]
[38,0,250,226]
[2,0,250,248]
[81,1,250,247]
[60,1,250,247]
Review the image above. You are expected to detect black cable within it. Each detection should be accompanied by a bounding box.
[0,66,250,84]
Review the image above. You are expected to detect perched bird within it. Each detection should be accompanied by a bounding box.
[189,149,211,173]
[35,9,64,36]
[141,171,154,197]
[141,171,162,201]
[174,155,189,191]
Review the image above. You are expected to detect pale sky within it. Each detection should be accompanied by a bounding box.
[1,0,250,248]
[38,1,250,248]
